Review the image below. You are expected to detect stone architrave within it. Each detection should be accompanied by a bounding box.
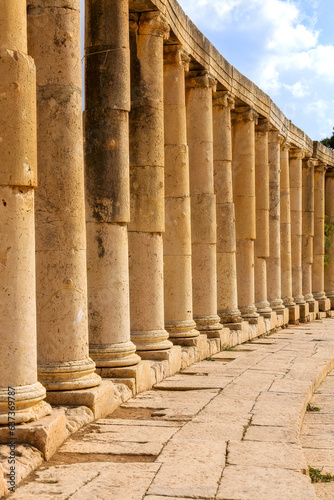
[325,169,334,309]
[313,162,330,311]
[267,131,285,316]
[128,12,172,351]
[28,0,101,390]
[163,45,199,340]
[302,158,316,312]
[289,148,309,321]
[254,119,272,317]
[213,91,242,325]
[186,72,223,337]
[231,106,259,323]
[0,0,51,424]
[280,143,299,322]
[84,0,140,367]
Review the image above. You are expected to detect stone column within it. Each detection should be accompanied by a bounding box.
[254,120,272,317]
[84,0,139,367]
[163,45,199,340]
[28,0,101,389]
[280,143,299,322]
[313,162,330,311]
[213,91,242,326]
[325,169,334,308]
[289,148,309,321]
[302,158,316,313]
[128,12,172,351]
[186,72,223,336]
[0,0,50,424]
[267,131,285,316]
[231,107,259,323]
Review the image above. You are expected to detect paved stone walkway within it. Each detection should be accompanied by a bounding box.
[10,319,334,499]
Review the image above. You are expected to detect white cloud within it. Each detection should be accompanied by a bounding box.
[283,81,310,98]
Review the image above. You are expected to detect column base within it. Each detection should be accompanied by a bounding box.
[38,358,101,391]
[138,346,182,378]
[288,304,300,324]
[255,300,272,318]
[0,382,50,425]
[90,341,141,368]
[218,308,243,325]
[165,319,199,339]
[96,360,153,395]
[194,315,223,338]
[45,379,115,420]
[131,329,173,351]
[299,302,310,323]
[240,306,259,324]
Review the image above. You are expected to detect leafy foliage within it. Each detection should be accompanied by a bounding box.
[321,127,334,150]
[324,215,334,266]
[309,467,334,483]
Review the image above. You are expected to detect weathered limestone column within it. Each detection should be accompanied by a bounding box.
[186,72,223,336]
[280,143,299,322]
[325,169,334,308]
[128,12,172,351]
[313,162,330,311]
[163,45,199,340]
[0,0,50,424]
[290,148,309,321]
[84,0,140,367]
[231,107,259,323]
[213,91,242,325]
[254,120,272,317]
[302,158,316,312]
[267,131,285,316]
[28,0,101,389]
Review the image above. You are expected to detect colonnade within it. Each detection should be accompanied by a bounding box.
[1,0,334,430]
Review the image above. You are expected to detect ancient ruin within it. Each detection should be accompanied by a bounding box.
[1,0,334,496]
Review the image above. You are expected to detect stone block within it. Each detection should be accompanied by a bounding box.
[309,301,319,314]
[255,316,266,336]
[0,410,66,460]
[318,298,331,312]
[97,360,153,395]
[300,303,310,323]
[289,304,300,324]
[45,380,115,420]
[208,338,220,355]
[139,347,182,377]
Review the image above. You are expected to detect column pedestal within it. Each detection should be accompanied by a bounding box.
[325,170,334,309]
[302,158,316,315]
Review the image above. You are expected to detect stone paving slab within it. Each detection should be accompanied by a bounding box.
[10,319,334,499]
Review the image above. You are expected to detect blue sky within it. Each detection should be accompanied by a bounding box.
[80,0,333,141]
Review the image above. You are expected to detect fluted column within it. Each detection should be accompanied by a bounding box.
[232,107,259,323]
[0,0,50,423]
[302,158,315,310]
[186,72,223,336]
[325,169,334,308]
[313,162,330,311]
[163,45,199,340]
[280,143,298,321]
[290,148,309,321]
[128,12,172,351]
[267,131,285,314]
[213,91,242,325]
[84,0,140,367]
[28,0,101,389]
[254,120,272,316]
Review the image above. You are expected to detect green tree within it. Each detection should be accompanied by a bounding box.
[321,127,334,150]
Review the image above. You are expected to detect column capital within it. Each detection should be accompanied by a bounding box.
[212,90,235,109]
[139,11,170,39]
[163,44,190,70]
[302,157,316,169]
[289,147,304,160]
[255,118,270,134]
[280,138,291,151]
[326,167,334,178]
[185,71,217,90]
[231,106,259,124]
[314,161,328,173]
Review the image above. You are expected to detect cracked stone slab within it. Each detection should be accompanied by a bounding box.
[11,462,160,500]
[154,374,232,390]
[244,425,299,443]
[59,436,164,456]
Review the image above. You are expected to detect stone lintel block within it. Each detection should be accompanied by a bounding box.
[326,310,334,318]
[316,311,326,319]
[181,346,197,369]
[289,304,300,324]
[0,410,66,461]
[206,327,230,344]
[281,307,290,326]
[308,300,319,314]
[96,361,153,395]
[261,311,277,331]
[174,334,210,362]
[208,338,220,356]
[139,347,182,378]
[299,303,310,322]
[318,298,331,312]
[45,380,115,420]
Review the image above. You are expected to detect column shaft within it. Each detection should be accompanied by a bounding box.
[313,163,328,309]
[267,131,284,313]
[186,72,222,335]
[325,171,334,308]
[213,92,242,325]
[163,45,199,339]
[0,0,50,423]
[28,0,100,389]
[128,12,172,351]
[302,158,315,305]
[232,107,259,322]
[84,0,139,367]
[254,120,271,316]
